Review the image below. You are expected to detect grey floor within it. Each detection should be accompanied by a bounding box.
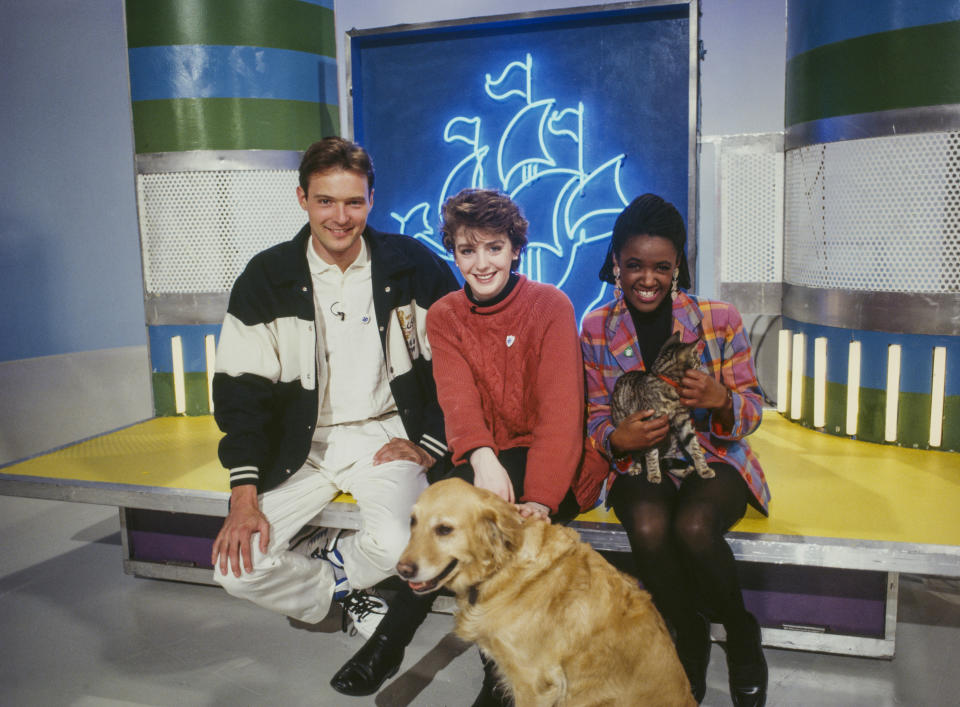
[1,496,959,706]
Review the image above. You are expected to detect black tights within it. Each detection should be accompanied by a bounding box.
[608,462,751,637]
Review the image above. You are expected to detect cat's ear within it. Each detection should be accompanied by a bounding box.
[665,331,684,346]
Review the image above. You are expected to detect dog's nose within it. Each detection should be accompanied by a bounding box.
[396,560,417,578]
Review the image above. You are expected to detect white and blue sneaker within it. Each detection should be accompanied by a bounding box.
[292,527,387,638]
[304,527,350,599]
[339,589,388,639]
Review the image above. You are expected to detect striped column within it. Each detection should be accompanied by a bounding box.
[126,0,337,415]
[782,1,960,450]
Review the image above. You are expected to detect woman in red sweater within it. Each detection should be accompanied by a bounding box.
[427,187,590,521]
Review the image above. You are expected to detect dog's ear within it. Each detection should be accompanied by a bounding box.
[481,500,524,566]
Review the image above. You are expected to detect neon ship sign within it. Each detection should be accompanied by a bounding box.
[388,53,630,322]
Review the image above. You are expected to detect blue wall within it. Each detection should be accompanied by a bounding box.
[0,0,147,363]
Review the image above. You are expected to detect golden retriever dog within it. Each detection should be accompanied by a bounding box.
[397,478,695,706]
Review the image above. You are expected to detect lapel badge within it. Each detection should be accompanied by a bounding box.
[624,346,634,357]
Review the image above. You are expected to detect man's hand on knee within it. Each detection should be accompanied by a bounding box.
[373,438,435,468]
[211,484,270,577]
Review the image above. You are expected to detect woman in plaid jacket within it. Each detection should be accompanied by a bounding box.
[580,194,769,707]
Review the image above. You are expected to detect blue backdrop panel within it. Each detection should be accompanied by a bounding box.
[351,5,692,325]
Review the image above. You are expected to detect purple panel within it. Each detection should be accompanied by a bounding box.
[744,589,886,637]
[128,529,214,569]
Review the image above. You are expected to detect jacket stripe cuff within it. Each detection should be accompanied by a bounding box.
[419,433,447,457]
[229,467,259,485]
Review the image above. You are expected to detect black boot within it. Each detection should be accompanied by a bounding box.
[329,631,404,697]
[724,612,767,707]
[675,612,711,704]
[471,652,514,707]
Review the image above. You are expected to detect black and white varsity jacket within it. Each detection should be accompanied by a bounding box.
[212,224,459,493]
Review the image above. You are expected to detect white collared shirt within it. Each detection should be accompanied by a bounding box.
[306,236,397,428]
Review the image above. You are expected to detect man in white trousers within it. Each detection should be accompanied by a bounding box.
[210,136,457,639]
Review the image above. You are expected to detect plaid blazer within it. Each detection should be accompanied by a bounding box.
[580,291,770,515]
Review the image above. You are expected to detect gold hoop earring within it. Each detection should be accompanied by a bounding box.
[613,270,622,299]
[670,268,679,300]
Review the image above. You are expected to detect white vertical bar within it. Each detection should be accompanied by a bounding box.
[777,329,792,414]
[790,332,806,420]
[205,334,217,414]
[929,347,947,447]
[846,341,861,436]
[885,344,902,442]
[813,337,827,428]
[171,336,187,415]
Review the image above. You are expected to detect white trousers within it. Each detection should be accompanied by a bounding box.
[214,416,427,624]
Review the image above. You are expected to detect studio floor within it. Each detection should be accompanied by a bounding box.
[1,495,958,707]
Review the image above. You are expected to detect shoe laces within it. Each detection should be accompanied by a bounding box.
[340,590,384,621]
[339,590,384,637]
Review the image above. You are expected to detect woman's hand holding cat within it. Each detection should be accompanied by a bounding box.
[610,410,669,454]
[470,447,516,503]
[679,370,731,410]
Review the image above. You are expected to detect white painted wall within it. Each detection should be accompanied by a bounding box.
[0,0,152,462]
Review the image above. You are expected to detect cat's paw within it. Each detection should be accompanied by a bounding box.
[697,465,716,479]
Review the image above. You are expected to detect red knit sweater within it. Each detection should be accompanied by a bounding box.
[426,276,584,512]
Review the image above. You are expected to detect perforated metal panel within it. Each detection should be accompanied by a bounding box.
[784,132,960,293]
[138,170,305,294]
[719,142,784,283]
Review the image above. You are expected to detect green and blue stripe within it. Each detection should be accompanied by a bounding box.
[126,0,335,56]
[787,0,960,59]
[786,19,960,127]
[126,0,339,153]
[129,46,337,103]
[782,318,959,450]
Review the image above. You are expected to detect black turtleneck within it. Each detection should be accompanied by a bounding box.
[627,296,673,368]
[464,271,520,309]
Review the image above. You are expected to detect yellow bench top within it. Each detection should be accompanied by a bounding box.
[2,412,959,550]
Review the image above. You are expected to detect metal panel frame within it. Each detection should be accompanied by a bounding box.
[0,472,942,657]
[712,132,786,315]
[571,520,960,578]
[786,104,960,151]
[783,283,960,336]
[136,150,303,174]
[707,574,898,658]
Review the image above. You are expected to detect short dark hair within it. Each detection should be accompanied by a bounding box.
[298,137,375,194]
[439,188,528,254]
[599,193,691,289]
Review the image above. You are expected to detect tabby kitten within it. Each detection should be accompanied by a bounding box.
[610,332,714,483]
